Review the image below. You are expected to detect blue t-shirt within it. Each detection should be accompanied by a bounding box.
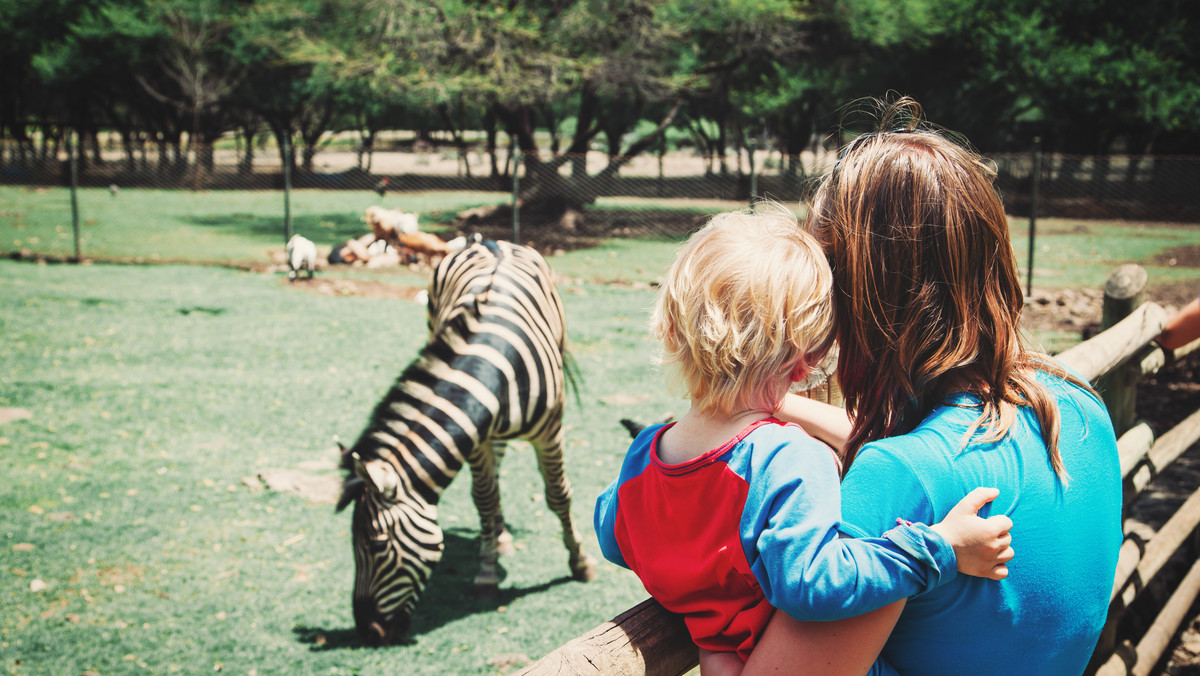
[841,369,1122,676]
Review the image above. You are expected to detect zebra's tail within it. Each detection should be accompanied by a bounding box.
[563,349,584,409]
[619,414,676,439]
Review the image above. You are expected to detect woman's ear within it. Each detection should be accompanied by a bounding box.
[790,359,810,383]
[791,345,837,391]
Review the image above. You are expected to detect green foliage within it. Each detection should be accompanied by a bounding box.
[856,0,1200,152]
[3,0,1199,195]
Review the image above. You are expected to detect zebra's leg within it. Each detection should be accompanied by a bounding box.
[492,441,515,557]
[467,439,506,597]
[533,430,598,583]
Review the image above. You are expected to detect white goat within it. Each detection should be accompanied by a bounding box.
[287,234,318,280]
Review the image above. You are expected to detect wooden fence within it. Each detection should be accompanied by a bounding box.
[517,263,1200,676]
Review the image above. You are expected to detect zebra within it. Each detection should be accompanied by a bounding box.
[335,240,597,646]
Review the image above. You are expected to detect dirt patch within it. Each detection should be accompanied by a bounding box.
[0,408,32,425]
[1021,287,1105,335]
[1020,280,1199,341]
[283,276,426,300]
[1150,278,1200,315]
[1154,244,1200,270]
[463,209,707,252]
[251,468,341,504]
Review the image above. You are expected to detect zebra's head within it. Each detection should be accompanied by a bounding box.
[337,449,444,646]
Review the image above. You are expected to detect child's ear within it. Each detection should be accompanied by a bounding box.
[660,316,680,349]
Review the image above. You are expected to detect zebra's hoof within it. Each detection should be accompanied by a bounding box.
[572,554,598,582]
[497,530,516,557]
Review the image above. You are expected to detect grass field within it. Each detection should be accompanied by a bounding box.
[4,185,1199,291]
[1,260,673,675]
[0,187,508,264]
[3,188,1200,674]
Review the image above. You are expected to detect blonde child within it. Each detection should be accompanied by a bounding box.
[594,204,1013,669]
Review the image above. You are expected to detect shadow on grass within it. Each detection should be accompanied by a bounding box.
[293,528,579,651]
[293,626,366,651]
[186,211,461,249]
[186,212,368,247]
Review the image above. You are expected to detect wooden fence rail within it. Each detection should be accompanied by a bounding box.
[518,264,1200,676]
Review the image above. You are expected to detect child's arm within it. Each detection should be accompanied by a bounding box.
[928,487,1014,580]
[593,423,668,568]
[774,393,853,452]
[1158,296,1200,350]
[746,430,1012,622]
[747,436,959,622]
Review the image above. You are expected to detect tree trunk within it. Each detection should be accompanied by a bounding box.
[567,86,601,178]
[438,102,473,179]
[239,124,256,175]
[485,107,504,178]
[457,98,685,234]
[357,127,375,173]
[119,127,138,173]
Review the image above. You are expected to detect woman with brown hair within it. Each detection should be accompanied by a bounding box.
[714,98,1123,675]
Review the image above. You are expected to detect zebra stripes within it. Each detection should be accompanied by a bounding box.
[337,240,597,646]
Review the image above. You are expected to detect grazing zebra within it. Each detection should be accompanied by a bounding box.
[336,240,597,646]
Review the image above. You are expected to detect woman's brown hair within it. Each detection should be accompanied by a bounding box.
[808,97,1084,476]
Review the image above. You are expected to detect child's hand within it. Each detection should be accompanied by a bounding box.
[930,487,1014,580]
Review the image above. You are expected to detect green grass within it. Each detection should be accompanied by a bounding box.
[0,261,670,675]
[1009,216,1200,290]
[4,190,1200,673]
[0,187,508,265]
[550,238,680,285]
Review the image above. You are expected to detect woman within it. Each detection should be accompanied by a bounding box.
[715,99,1123,675]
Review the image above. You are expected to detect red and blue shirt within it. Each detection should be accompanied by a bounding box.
[594,418,955,662]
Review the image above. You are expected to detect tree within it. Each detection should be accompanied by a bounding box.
[121,0,252,184]
[327,0,816,227]
[836,0,1200,154]
[6,0,156,169]
[233,0,380,176]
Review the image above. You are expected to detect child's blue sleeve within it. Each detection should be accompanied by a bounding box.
[594,478,628,569]
[740,429,956,622]
[593,424,665,570]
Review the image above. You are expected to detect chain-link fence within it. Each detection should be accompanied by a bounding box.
[2,132,1198,265]
[993,150,1200,222]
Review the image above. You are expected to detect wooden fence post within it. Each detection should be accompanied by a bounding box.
[514,598,697,676]
[1099,264,1148,435]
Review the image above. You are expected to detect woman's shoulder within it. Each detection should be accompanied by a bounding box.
[1032,360,1110,416]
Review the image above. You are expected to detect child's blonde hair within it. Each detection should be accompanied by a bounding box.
[652,202,834,417]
